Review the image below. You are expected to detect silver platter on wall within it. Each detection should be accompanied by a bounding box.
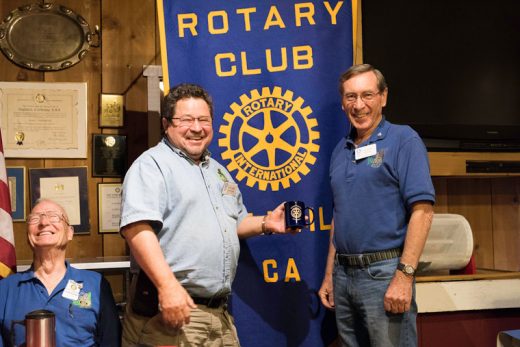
[0,3,97,71]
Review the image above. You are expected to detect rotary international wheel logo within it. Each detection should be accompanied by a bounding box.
[218,86,320,191]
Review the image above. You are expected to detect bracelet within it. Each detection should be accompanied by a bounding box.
[262,215,273,235]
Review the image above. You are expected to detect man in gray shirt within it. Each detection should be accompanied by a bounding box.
[120,83,296,346]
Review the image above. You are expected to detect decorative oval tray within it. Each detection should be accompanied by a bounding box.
[0,3,93,71]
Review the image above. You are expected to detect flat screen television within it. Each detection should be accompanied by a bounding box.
[362,0,520,151]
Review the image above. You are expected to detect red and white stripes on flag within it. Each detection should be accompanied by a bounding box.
[0,130,16,278]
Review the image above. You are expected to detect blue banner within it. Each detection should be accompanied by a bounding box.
[157,1,357,345]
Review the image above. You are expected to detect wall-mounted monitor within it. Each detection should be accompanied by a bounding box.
[362,0,520,151]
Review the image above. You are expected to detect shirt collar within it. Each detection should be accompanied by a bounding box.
[344,116,389,148]
[19,260,72,283]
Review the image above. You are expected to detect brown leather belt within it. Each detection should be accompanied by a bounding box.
[192,296,229,308]
[336,248,402,267]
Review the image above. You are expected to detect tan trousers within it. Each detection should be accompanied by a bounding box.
[122,301,241,347]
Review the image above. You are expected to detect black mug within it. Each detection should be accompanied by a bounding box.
[284,201,314,229]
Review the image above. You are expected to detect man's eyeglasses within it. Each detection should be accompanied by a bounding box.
[343,91,381,104]
[27,211,69,225]
[171,116,212,128]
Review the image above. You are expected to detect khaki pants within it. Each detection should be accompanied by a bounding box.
[122,299,240,347]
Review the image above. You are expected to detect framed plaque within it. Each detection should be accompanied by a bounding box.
[99,94,124,128]
[0,81,87,158]
[92,134,127,177]
[29,167,90,234]
[98,183,122,234]
[6,166,26,221]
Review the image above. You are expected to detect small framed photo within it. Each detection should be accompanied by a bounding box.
[6,166,26,221]
[97,183,122,234]
[99,94,124,128]
[29,167,90,234]
[92,134,127,177]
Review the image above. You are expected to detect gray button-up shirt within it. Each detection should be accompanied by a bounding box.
[120,138,248,297]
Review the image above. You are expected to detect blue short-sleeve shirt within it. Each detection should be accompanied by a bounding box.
[330,118,435,254]
[0,262,121,347]
[120,138,248,298]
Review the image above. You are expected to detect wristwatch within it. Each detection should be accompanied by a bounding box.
[397,263,416,277]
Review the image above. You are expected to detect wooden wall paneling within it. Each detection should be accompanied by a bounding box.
[432,177,449,213]
[101,0,157,258]
[446,178,494,269]
[42,0,102,259]
[491,177,520,271]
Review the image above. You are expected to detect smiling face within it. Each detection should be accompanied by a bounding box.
[27,200,73,251]
[341,71,388,141]
[162,97,213,164]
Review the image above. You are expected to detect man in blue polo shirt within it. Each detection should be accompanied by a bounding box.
[0,199,121,347]
[318,64,435,347]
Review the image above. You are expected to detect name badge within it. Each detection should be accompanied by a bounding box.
[222,182,238,196]
[355,143,377,160]
[62,280,82,301]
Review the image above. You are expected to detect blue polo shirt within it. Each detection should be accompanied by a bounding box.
[0,262,121,347]
[330,118,435,254]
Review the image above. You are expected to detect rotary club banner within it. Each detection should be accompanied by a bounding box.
[157,1,358,345]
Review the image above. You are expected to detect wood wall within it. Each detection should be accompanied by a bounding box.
[1,1,519,291]
[0,0,159,299]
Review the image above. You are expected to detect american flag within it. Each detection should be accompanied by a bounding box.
[0,129,16,278]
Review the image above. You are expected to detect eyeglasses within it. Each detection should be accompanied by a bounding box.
[171,116,212,128]
[343,91,381,103]
[27,211,69,225]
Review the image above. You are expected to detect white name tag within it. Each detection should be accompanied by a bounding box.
[355,143,377,160]
[62,280,82,301]
[222,182,238,196]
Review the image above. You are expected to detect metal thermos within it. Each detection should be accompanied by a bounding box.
[11,309,56,347]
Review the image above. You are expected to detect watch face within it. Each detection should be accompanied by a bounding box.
[399,263,415,276]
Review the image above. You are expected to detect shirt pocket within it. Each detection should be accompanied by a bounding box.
[221,194,239,220]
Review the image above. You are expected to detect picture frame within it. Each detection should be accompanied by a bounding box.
[29,167,90,234]
[99,94,124,128]
[6,166,26,221]
[92,134,127,177]
[97,183,122,233]
[0,81,87,158]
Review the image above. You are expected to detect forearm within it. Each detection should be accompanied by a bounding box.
[237,202,289,239]
[323,221,336,279]
[400,202,434,267]
[237,215,265,239]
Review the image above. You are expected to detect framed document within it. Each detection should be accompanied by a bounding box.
[0,81,87,158]
[29,167,90,234]
[92,134,127,177]
[98,183,122,233]
[6,166,26,221]
[99,94,124,127]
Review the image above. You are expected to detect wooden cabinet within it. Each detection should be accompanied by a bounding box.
[430,152,520,271]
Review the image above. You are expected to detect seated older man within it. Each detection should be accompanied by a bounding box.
[0,199,121,347]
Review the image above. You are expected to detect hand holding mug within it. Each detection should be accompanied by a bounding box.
[284,201,314,232]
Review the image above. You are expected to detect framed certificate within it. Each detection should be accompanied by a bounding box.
[92,134,127,177]
[6,166,26,221]
[97,183,122,233]
[29,167,90,234]
[0,81,87,158]
[99,94,124,128]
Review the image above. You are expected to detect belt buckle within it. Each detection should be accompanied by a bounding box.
[357,254,365,266]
